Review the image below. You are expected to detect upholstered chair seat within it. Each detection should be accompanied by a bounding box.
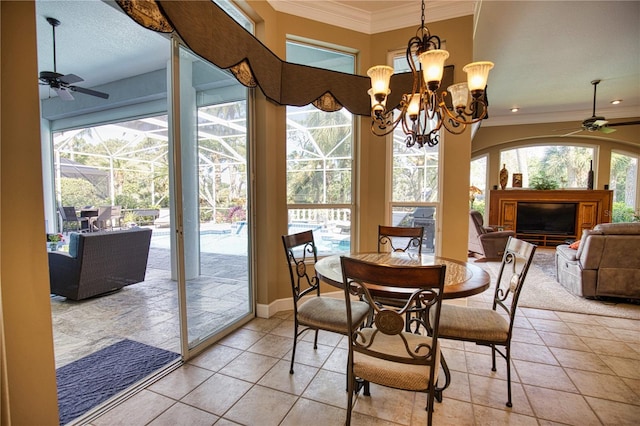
[436,306,509,343]
[353,329,441,391]
[297,296,370,333]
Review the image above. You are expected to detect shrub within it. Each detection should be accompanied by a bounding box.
[530,172,559,190]
[612,201,636,223]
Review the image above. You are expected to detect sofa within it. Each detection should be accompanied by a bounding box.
[468,210,516,261]
[555,222,640,300]
[49,227,152,300]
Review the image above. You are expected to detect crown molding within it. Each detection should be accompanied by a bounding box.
[267,1,476,35]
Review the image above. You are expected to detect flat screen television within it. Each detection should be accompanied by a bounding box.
[516,202,577,235]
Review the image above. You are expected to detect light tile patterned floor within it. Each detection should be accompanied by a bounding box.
[88,304,640,426]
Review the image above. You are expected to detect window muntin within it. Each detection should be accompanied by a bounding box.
[286,41,355,255]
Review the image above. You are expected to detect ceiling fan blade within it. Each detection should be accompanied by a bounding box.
[69,85,110,99]
[592,119,608,127]
[58,73,84,85]
[608,120,640,127]
[598,126,616,134]
[561,129,584,137]
[54,87,75,101]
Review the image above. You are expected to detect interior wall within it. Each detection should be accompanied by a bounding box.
[1,1,60,423]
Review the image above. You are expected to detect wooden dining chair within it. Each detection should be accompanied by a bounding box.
[431,236,536,407]
[282,230,370,375]
[340,256,447,426]
[377,225,425,332]
[378,225,424,253]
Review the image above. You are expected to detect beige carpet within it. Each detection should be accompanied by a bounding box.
[476,249,640,320]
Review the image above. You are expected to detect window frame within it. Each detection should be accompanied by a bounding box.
[610,149,640,222]
[285,39,357,256]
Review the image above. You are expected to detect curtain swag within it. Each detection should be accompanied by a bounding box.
[116,0,453,117]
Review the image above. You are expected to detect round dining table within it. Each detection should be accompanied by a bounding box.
[314,252,491,299]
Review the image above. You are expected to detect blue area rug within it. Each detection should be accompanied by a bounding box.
[56,339,179,425]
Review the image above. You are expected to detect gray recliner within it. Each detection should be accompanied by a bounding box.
[555,222,640,300]
[468,210,515,261]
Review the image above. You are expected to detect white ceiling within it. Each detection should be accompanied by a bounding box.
[36,0,640,129]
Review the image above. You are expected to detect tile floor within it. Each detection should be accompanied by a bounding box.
[87,303,640,425]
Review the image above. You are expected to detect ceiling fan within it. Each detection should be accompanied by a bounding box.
[38,17,109,101]
[561,80,640,136]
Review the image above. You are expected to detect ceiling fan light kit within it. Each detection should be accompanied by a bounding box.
[367,0,493,148]
[39,16,109,101]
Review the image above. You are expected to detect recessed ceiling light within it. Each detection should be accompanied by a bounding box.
[611,99,622,105]
[510,107,519,112]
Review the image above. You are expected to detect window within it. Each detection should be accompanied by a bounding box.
[500,145,594,189]
[213,0,253,31]
[389,51,439,253]
[286,41,355,255]
[470,155,488,215]
[52,116,170,210]
[610,151,639,222]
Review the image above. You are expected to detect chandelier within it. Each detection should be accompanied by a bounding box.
[367,0,493,148]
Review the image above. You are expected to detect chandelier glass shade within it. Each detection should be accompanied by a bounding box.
[367,0,493,148]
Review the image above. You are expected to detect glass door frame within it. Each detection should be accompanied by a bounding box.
[169,36,256,360]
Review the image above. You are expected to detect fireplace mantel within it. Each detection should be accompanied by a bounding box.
[488,189,613,246]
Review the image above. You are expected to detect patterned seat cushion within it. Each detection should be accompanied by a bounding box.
[435,304,509,343]
[297,296,369,334]
[353,329,440,391]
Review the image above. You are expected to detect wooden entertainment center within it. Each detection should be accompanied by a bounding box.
[488,189,613,247]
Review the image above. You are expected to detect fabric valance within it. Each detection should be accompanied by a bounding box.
[116,0,453,117]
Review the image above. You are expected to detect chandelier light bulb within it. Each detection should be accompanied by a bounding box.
[463,61,494,93]
[447,82,469,109]
[419,49,449,90]
[367,65,394,96]
[368,89,387,112]
[407,93,421,117]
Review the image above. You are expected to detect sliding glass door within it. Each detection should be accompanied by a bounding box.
[172,42,253,354]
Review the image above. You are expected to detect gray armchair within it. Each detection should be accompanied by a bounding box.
[468,210,515,261]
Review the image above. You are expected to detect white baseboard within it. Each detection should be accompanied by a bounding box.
[256,290,343,318]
